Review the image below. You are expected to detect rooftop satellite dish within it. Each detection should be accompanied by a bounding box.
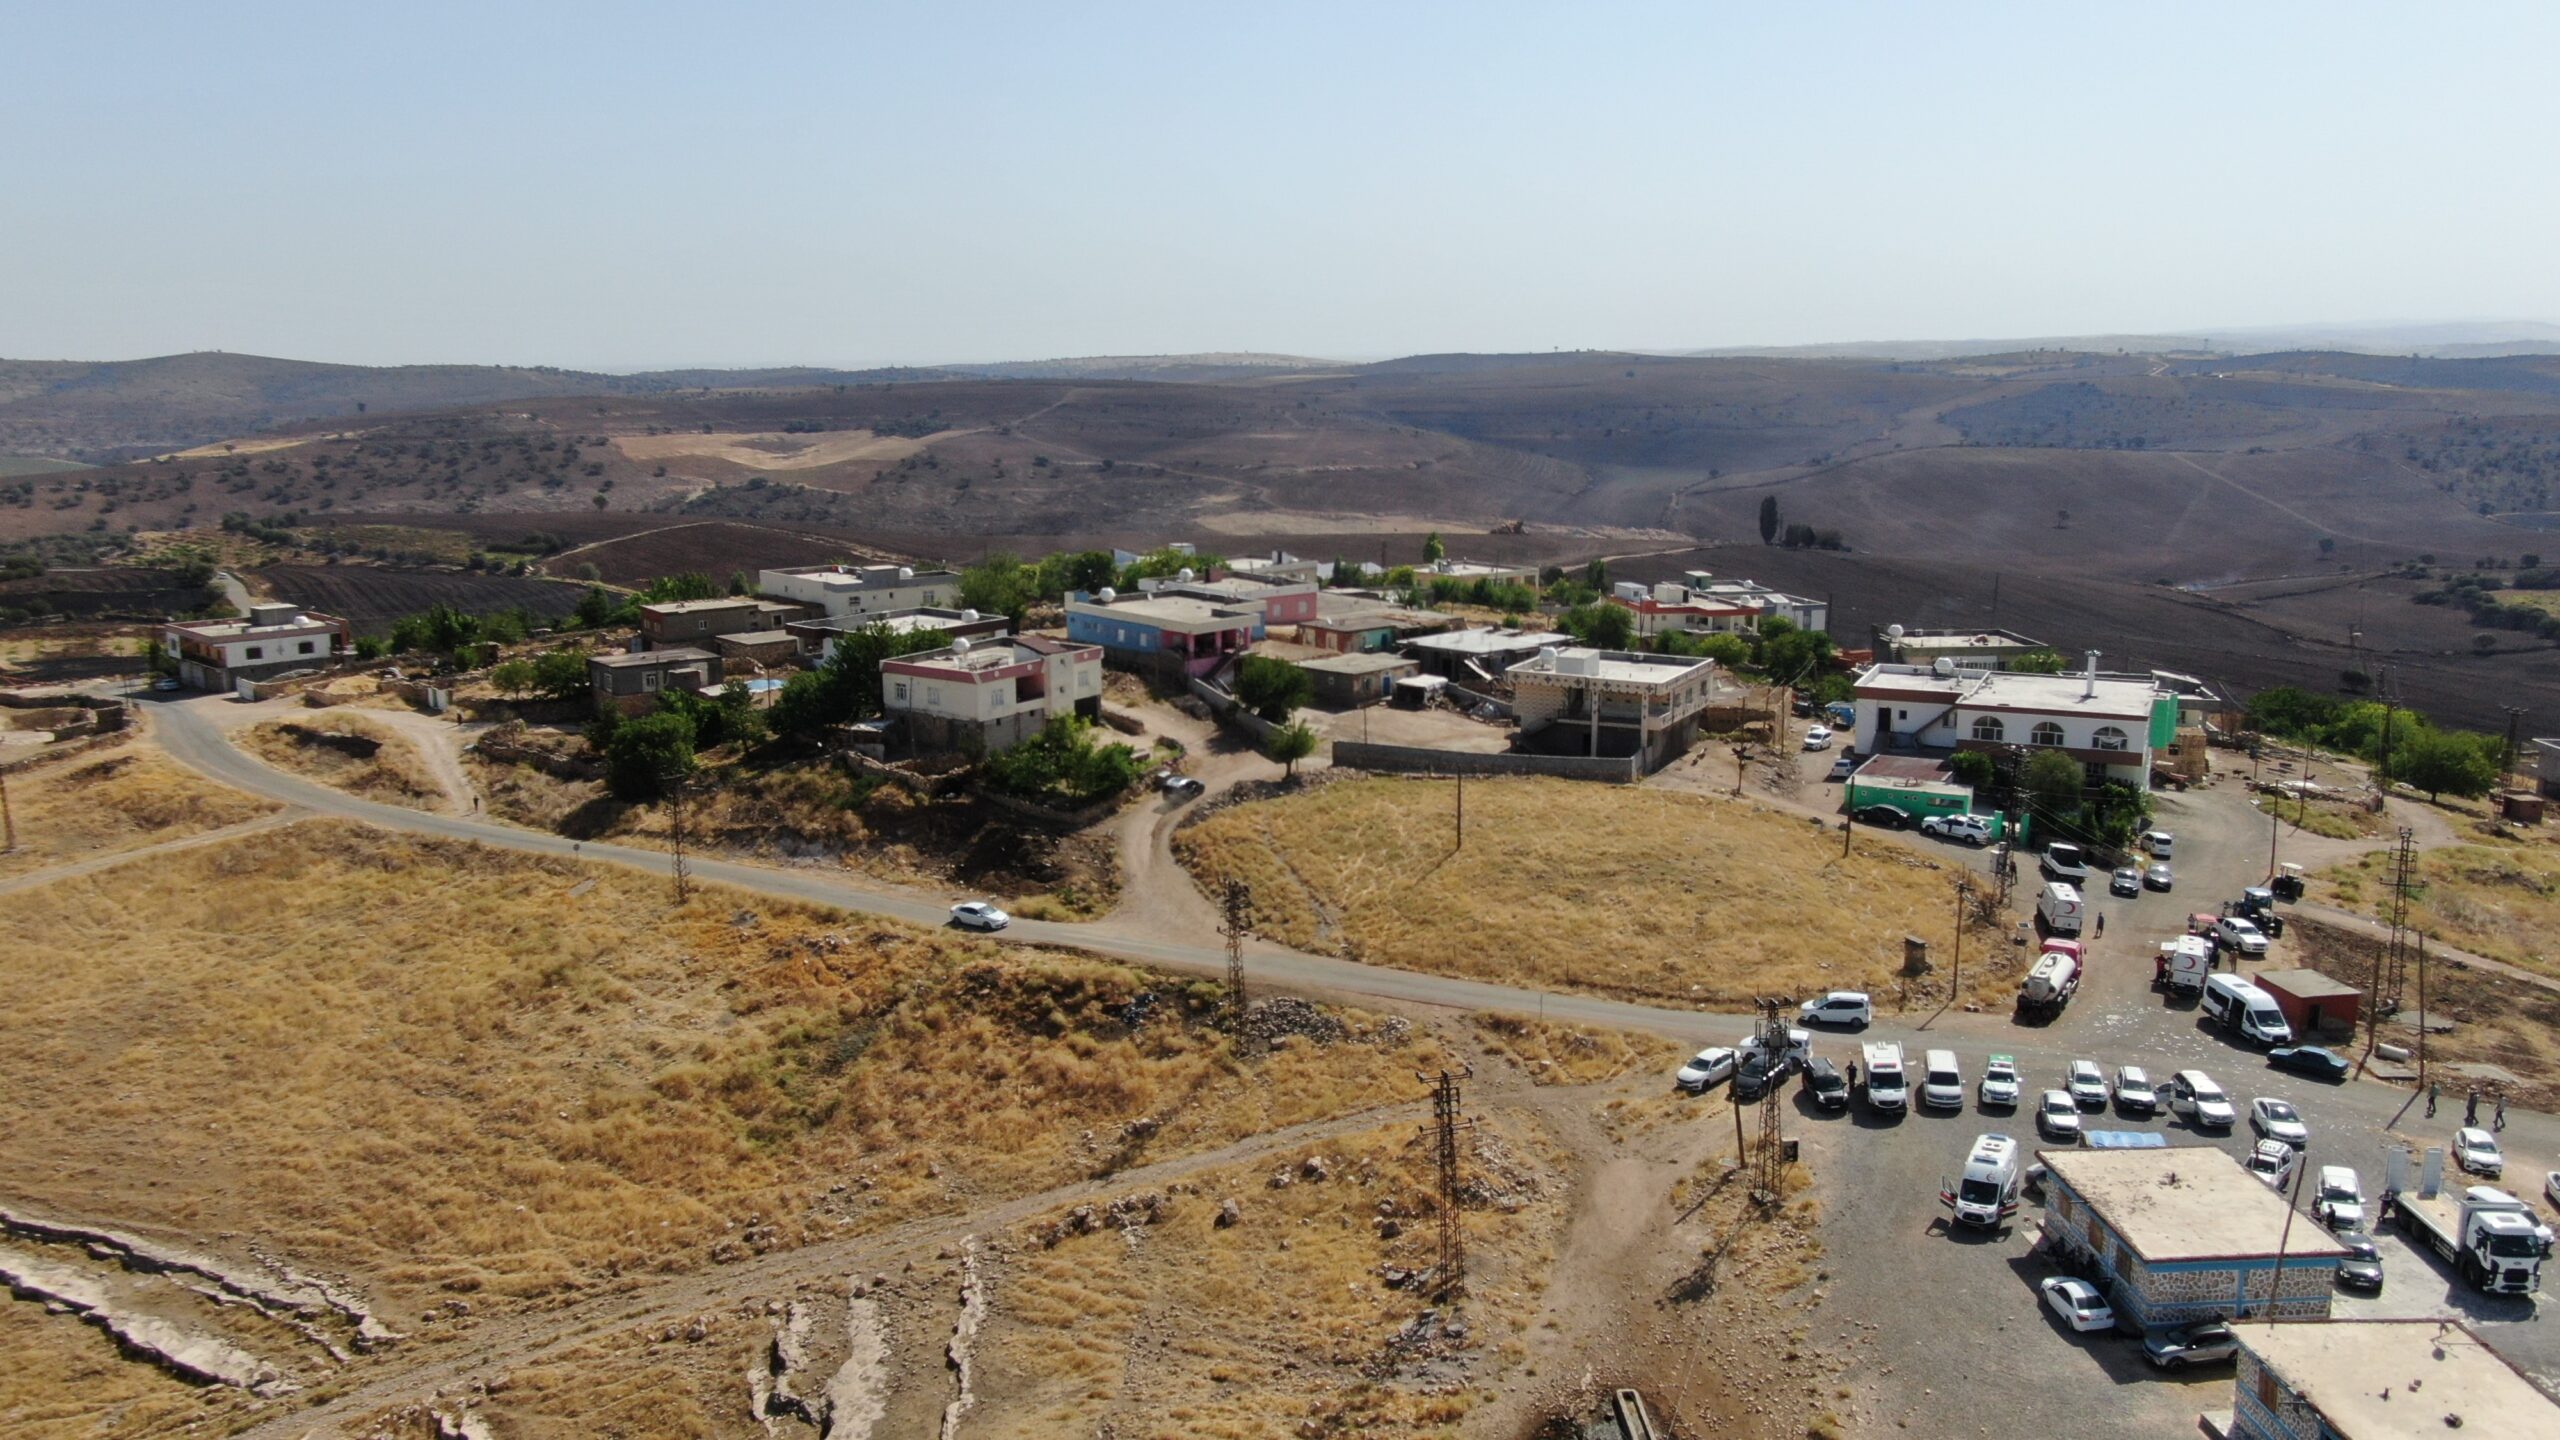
[952,636,972,654]
[897,566,915,580]
[1537,646,1559,664]
[1933,657,1956,676]
[1097,586,1117,603]
[1887,624,1906,640]
[1176,567,1195,583]
[961,609,980,622]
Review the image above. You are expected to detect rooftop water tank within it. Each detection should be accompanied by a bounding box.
[1176,567,1195,583]
[952,636,972,654]
[1097,587,1117,603]
[1887,624,1906,640]
[962,609,980,622]
[1933,657,1955,676]
[898,566,914,579]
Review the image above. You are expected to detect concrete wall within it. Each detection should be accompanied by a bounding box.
[1330,741,1640,784]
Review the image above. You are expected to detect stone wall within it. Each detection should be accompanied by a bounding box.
[1329,741,1640,784]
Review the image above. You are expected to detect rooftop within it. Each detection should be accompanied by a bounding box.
[1855,662,2161,719]
[2253,969,2364,1002]
[1421,558,1534,578]
[1010,633,1095,657]
[790,607,1000,636]
[2235,1321,2558,1439]
[1071,591,1257,627]
[1855,755,1954,784]
[715,629,796,646]
[767,563,958,588]
[640,597,759,615]
[1509,647,1718,689]
[1406,627,1573,655]
[893,639,1033,675]
[1298,651,1422,676]
[1882,627,2045,652]
[170,608,341,640]
[590,647,718,668]
[2039,1147,2349,1263]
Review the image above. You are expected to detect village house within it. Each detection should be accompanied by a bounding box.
[1146,570,1321,627]
[1403,626,1573,685]
[1219,549,1323,585]
[710,629,799,672]
[637,597,803,649]
[2038,1146,2346,1334]
[2221,1320,2558,1440]
[1296,651,1421,707]
[1064,587,1259,677]
[1850,653,2174,792]
[587,648,720,715]
[1506,646,1718,771]
[1301,592,1455,654]
[1606,580,1768,639]
[784,607,1010,662]
[1869,624,2048,669]
[757,563,960,618]
[1682,571,1829,632]
[1418,557,1541,589]
[881,633,1103,754]
[161,603,352,691]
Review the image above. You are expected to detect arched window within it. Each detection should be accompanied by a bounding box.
[2030,721,2067,747]
[2091,725,2129,751]
[1971,715,2005,742]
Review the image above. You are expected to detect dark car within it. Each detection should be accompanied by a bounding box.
[2142,1321,2240,1371]
[2110,867,2142,898]
[1853,803,1912,830]
[1733,1052,1777,1103]
[1801,1057,1848,1110]
[2267,1046,2352,1082]
[2335,1233,2385,1293]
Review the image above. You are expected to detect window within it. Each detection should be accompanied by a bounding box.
[641,671,661,692]
[892,682,908,703]
[1895,709,1906,721]
[2091,725,2129,751]
[1970,715,2004,742]
[925,687,940,706]
[298,640,315,655]
[1939,711,1955,728]
[2030,721,2066,747]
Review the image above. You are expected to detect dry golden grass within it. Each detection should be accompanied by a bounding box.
[0,742,278,880]
[2257,791,2383,841]
[0,1302,237,1440]
[1175,776,2009,1010]
[0,822,1445,1323]
[2320,831,2560,980]
[1470,1011,1680,1085]
[2287,917,2560,1110]
[241,710,444,809]
[973,1114,1562,1439]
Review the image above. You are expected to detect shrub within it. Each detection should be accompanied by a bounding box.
[983,716,1143,808]
[604,711,696,801]
[1235,655,1312,721]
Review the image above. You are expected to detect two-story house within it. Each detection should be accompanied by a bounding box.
[1506,646,1718,771]
[881,634,1104,754]
[161,603,351,691]
[1851,653,2174,792]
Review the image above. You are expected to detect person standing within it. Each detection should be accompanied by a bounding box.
[2494,1091,2508,1131]
[2427,1082,2440,1118]
[2095,912,2106,939]
[2465,1088,2480,1127]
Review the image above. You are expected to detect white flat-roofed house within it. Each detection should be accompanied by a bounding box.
[881,633,1104,754]
[1607,581,1767,639]
[1506,647,1719,771]
[1681,572,1829,633]
[2038,1146,2347,1334]
[162,602,351,691]
[2225,1320,2559,1440]
[758,563,959,618]
[1402,626,1574,684]
[1851,653,2175,792]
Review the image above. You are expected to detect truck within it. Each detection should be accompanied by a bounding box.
[2017,944,2082,1019]
[2154,935,2213,996]
[2036,881,2084,937]
[2386,1183,2547,1296]
[1861,1042,1907,1112]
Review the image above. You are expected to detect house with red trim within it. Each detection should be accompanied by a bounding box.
[881,633,1104,754]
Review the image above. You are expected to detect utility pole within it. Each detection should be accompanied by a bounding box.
[2500,706,2529,793]
[2266,1158,2309,1320]
[2267,804,2280,885]
[1218,879,1252,1033]
[664,771,693,905]
[1753,996,1794,1197]
[1417,1066,1475,1301]
[2376,669,2396,787]
[1454,772,1464,851]
[2360,828,2417,1074]
[0,766,14,853]
[1949,875,1969,1006]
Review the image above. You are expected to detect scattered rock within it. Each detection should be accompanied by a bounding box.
[1215,1199,1242,1229]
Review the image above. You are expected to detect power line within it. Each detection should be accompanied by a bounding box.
[1416,1066,1475,1301]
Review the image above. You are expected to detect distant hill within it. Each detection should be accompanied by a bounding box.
[1684,320,2560,363]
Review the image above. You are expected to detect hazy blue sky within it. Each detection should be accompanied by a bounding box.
[8,2,2556,368]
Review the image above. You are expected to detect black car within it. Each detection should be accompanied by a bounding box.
[2335,1233,2385,1293]
[1733,1052,1777,1103]
[1801,1057,1848,1110]
[1853,803,1912,830]
[2267,1045,2352,1082]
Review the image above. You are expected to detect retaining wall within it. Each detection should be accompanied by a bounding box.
[1328,741,1641,784]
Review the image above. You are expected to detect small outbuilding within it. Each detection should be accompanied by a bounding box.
[2252,969,2363,1040]
[1297,651,1419,707]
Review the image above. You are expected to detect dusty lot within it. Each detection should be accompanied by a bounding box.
[0,741,280,881]
[1175,774,2016,1010]
[2320,821,2560,981]
[240,711,444,810]
[1301,699,1515,753]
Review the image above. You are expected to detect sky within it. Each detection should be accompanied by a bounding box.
[6,1,2558,369]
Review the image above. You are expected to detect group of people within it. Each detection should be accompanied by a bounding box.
[2426,1081,2510,1130]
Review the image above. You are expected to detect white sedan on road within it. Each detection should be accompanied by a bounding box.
[2039,1277,2116,1333]
[950,901,1012,932]
[2250,1097,2310,1148]
[1802,725,1834,751]
[1675,1047,1738,1093]
[2453,1127,2504,1178]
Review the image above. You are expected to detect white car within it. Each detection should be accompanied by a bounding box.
[2545,1169,2560,1211]
[2215,917,2270,955]
[2313,1166,2366,1231]
[1921,813,1993,846]
[2039,1277,2116,1333]
[1675,1047,1737,1093]
[2067,1060,2109,1110]
[1979,1055,2022,1109]
[2112,1066,2157,1116]
[949,901,1011,932]
[1802,725,1833,751]
[2250,1097,2309,1148]
[1798,991,1872,1029]
[2452,1127,2504,1178]
[2244,1139,2299,1191]
[1738,1028,1812,1073]
[2036,1090,2081,1140]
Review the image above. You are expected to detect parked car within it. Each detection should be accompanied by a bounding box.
[2215,916,2271,955]
[2453,1127,2504,1178]
[1853,803,1912,829]
[949,901,1011,931]
[1733,1051,1778,1102]
[1826,752,1858,782]
[152,675,183,692]
[1157,773,1206,799]
[2067,1060,2109,1110]
[1802,725,1834,751]
[2036,1090,2082,1140]
[2266,1045,2351,1082]
[2142,1321,2239,1371]
[1801,1057,1849,1109]
[2546,1169,2560,1211]
[2169,1070,2237,1129]
[2112,1066,2157,1116]
[2335,1232,2385,1293]
[2038,1277,2116,1333]
[1674,1047,1737,1093]
[2145,863,2174,892]
[1920,812,1992,846]
[2313,1166,2366,1231]
[2109,867,2142,898]
[1798,991,1873,1029]
[1737,1027,1812,1075]
[1979,1054,2022,1109]
[2250,1097,2310,1148]
[2244,1139,2300,1190]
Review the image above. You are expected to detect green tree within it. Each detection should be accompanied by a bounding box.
[2246,686,2341,739]
[1560,601,1635,650]
[1266,719,1319,779]
[1695,633,1752,667]
[572,585,627,630]
[1948,749,1998,791]
[2023,750,2083,824]
[768,624,949,738]
[604,711,696,801]
[638,572,719,603]
[1422,532,1446,564]
[1757,622,1835,688]
[490,658,537,699]
[2007,649,2070,674]
[2390,728,2500,800]
[1757,494,1780,545]
[1235,654,1312,721]
[531,649,589,702]
[982,716,1144,806]
[960,552,1040,622]
[1583,558,1609,589]
[728,570,750,596]
[389,603,481,660]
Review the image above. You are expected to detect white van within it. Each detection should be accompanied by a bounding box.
[2143,830,2175,860]
[2201,974,2293,1047]
[1941,1133,2022,1229]
[1862,1042,1907,1112]
[2168,1069,2237,1129]
[2036,882,2084,937]
[1920,1049,1965,1110]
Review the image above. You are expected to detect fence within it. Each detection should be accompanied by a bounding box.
[1186,674,1284,745]
[1328,740,1641,784]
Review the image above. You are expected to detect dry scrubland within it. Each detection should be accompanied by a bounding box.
[0,742,277,879]
[1177,776,2007,1010]
[0,822,1451,1425]
[241,710,444,810]
[2321,826,2560,981]
[2286,918,2560,1111]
